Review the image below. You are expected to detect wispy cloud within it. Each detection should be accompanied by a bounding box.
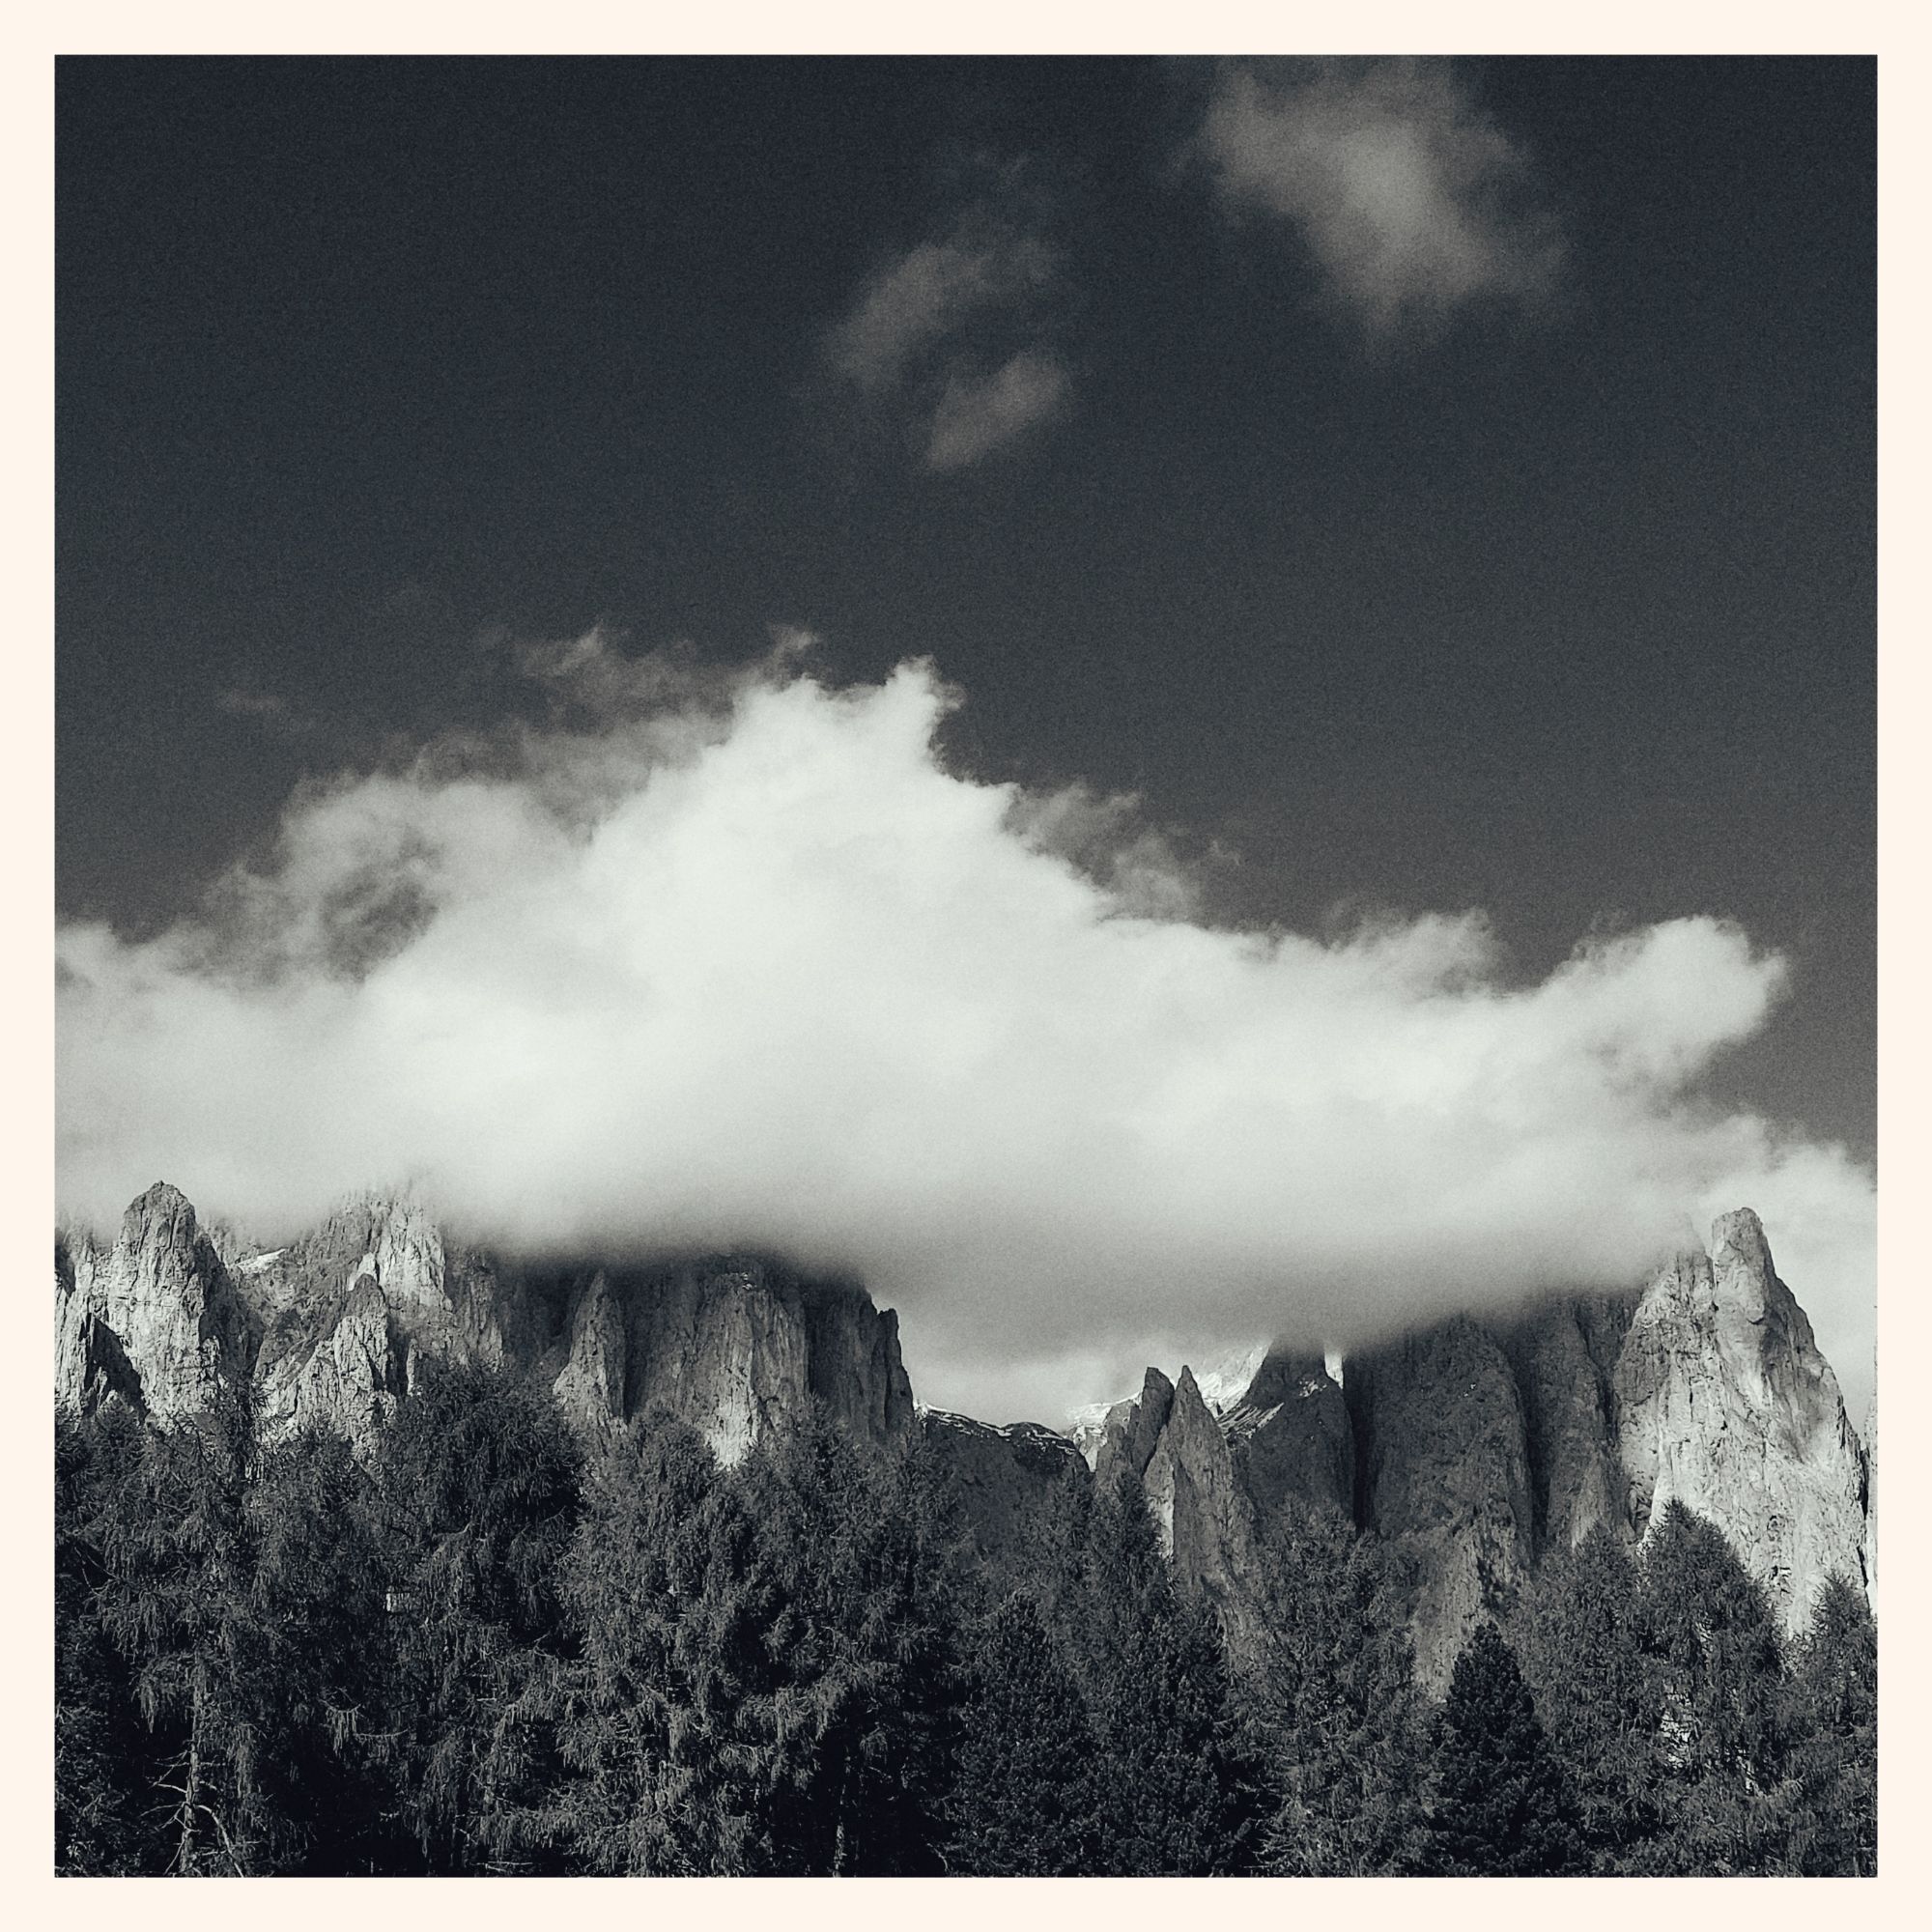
[63,636,1872,1422]
[820,189,1070,470]
[214,686,298,724]
[1199,58,1564,340]
[923,348,1070,472]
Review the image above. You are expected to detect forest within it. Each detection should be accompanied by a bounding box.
[54,1362,1877,1877]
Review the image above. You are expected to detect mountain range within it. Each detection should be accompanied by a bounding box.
[55,1180,1874,1688]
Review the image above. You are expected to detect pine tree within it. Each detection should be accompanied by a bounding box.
[54,1407,150,1873]
[1510,1524,1664,1869]
[1417,1621,1586,1876]
[371,1360,583,1873]
[1065,1469,1259,1875]
[1255,1501,1424,1876]
[243,1427,395,1871]
[88,1385,279,1874]
[944,1592,1104,1873]
[1635,1501,1795,1874]
[1778,1574,1877,1875]
[730,1411,966,1874]
[547,1411,775,1873]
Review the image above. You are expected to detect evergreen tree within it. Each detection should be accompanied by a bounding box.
[243,1427,396,1871]
[1417,1621,1586,1876]
[54,1407,150,1873]
[1510,1524,1664,1870]
[731,1411,966,1874]
[1778,1574,1877,1875]
[1635,1501,1794,1874]
[1065,1469,1259,1875]
[944,1591,1104,1874]
[87,1385,281,1874]
[371,1360,583,1873]
[1254,1501,1424,1876]
[547,1411,775,1873]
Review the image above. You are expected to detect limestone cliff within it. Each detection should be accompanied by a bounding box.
[1492,1293,1634,1556]
[57,1183,915,1470]
[1613,1208,1869,1634]
[1345,1315,1535,1691]
[64,1183,258,1423]
[1219,1347,1354,1525]
[1142,1367,1258,1640]
[919,1407,1085,1594]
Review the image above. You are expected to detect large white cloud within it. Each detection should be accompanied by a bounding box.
[56,641,1874,1422]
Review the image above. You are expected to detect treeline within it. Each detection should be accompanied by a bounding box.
[55,1365,1876,1876]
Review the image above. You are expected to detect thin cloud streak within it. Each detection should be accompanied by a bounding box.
[820,191,1070,470]
[58,639,1873,1421]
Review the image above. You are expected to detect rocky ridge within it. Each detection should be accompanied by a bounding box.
[54,1186,1871,1687]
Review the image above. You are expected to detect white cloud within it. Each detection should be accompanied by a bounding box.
[58,639,1873,1422]
[1201,58,1564,339]
[924,349,1070,472]
[820,201,1068,469]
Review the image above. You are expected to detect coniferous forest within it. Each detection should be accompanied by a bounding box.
[55,1366,1876,1878]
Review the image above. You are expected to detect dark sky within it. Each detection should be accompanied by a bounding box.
[57,56,1875,1161]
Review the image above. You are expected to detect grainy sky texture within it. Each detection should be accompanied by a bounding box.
[57,57,1875,1420]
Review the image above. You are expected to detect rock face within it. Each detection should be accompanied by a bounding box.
[1613,1209,1870,1634]
[60,1183,258,1423]
[919,1408,1086,1593]
[1219,1347,1354,1524]
[56,1184,916,1469]
[1862,1380,1877,1611]
[1142,1368,1258,1642]
[53,1185,1873,1681]
[1346,1316,1536,1691]
[1492,1293,1634,1556]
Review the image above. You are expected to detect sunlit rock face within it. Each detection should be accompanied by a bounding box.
[1613,1208,1870,1634]
[70,1183,259,1424]
[1345,1315,1537,1693]
[55,1231,142,1415]
[1862,1379,1877,1611]
[57,1182,917,1471]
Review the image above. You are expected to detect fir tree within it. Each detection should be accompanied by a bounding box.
[54,1407,150,1873]
[944,1592,1103,1873]
[1510,1524,1664,1869]
[1778,1574,1877,1875]
[1635,1501,1795,1874]
[1066,1469,1259,1875]
[1417,1621,1586,1876]
[1254,1500,1424,1875]
[731,1411,966,1874]
[547,1411,776,1874]
[371,1360,583,1873]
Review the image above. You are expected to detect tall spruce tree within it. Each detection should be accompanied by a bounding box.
[1778,1574,1877,1875]
[1254,1500,1424,1876]
[1635,1501,1795,1875]
[730,1411,965,1874]
[1510,1524,1664,1870]
[371,1360,583,1874]
[1065,1469,1258,1875]
[944,1591,1104,1874]
[243,1426,395,1871]
[54,1407,150,1874]
[1417,1621,1586,1876]
[548,1411,777,1874]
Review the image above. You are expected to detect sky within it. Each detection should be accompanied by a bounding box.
[56,57,1876,1423]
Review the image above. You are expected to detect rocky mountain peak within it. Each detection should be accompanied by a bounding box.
[1613,1214,1868,1634]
